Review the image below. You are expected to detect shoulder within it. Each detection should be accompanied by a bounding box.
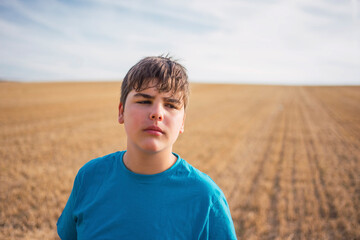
[177,158,225,204]
[77,151,123,180]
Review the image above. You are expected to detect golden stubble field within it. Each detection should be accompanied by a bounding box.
[0,82,359,239]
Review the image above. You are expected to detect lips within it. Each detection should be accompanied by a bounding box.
[144,125,164,135]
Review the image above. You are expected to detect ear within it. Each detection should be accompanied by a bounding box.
[118,103,124,124]
[179,113,186,133]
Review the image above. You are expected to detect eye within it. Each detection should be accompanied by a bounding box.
[165,103,178,109]
[137,100,151,104]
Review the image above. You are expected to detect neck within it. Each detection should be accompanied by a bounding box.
[123,147,177,175]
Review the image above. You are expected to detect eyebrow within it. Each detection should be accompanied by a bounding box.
[134,93,181,104]
[134,93,154,99]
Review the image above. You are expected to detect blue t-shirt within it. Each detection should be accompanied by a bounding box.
[57,151,237,239]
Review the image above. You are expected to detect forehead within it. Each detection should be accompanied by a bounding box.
[129,86,184,100]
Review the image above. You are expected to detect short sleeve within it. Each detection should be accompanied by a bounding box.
[208,195,237,240]
[57,173,81,240]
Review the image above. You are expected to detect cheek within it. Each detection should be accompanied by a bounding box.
[170,115,184,132]
[124,108,144,129]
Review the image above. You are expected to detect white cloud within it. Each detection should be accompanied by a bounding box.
[0,0,359,84]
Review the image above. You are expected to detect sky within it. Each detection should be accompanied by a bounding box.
[0,0,359,85]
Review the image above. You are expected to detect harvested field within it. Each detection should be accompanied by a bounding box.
[0,82,359,239]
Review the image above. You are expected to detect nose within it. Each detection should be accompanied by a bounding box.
[149,105,164,121]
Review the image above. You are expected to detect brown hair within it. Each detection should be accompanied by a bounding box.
[120,55,189,109]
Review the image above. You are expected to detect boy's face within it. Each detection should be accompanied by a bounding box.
[118,83,185,154]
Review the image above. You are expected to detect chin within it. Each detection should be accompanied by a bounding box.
[140,142,165,153]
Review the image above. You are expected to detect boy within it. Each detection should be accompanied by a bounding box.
[57,56,237,239]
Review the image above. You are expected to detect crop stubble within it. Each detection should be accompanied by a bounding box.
[0,82,359,239]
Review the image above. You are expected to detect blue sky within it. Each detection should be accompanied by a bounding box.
[0,0,359,85]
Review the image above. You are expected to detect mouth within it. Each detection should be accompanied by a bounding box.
[144,125,164,135]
